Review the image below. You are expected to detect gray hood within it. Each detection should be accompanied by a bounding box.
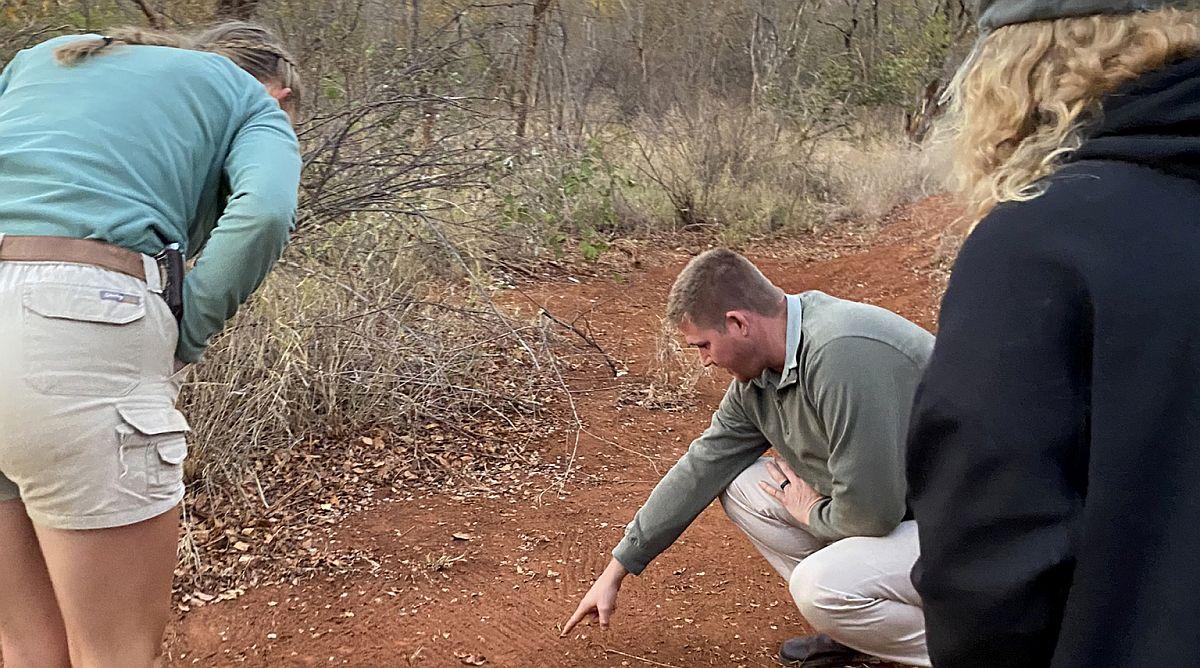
[975,0,1185,31]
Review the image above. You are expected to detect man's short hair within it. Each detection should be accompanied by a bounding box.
[666,249,785,330]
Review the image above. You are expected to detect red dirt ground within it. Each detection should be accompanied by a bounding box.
[163,196,959,668]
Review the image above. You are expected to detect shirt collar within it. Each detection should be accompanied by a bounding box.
[753,293,804,389]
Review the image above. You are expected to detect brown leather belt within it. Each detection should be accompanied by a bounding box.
[0,235,147,281]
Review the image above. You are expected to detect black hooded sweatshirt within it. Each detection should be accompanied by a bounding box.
[907,55,1200,668]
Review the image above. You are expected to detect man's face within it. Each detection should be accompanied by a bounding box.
[678,314,762,383]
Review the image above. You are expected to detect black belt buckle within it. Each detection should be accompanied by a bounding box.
[154,244,185,324]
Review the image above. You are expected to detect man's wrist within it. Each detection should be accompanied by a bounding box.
[603,557,629,583]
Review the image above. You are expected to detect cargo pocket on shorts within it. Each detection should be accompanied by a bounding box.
[22,281,148,397]
[115,403,191,494]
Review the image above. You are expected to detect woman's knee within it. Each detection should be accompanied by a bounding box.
[67,631,165,668]
[60,592,170,668]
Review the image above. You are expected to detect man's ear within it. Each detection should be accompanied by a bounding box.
[725,311,750,336]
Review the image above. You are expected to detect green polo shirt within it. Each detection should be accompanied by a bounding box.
[0,35,301,363]
[612,291,935,575]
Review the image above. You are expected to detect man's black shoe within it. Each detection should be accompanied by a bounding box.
[778,634,873,666]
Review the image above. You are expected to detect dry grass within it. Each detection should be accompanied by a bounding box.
[618,317,706,412]
[622,104,826,240]
[818,136,952,223]
[581,105,951,248]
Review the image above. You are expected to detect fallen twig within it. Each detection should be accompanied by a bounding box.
[603,647,683,668]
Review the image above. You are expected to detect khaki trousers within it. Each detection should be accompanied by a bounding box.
[719,457,930,667]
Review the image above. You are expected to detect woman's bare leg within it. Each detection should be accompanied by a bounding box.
[0,500,70,668]
[34,506,179,668]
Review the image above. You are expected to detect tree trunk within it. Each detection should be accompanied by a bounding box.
[409,0,421,52]
[515,0,553,138]
[616,0,647,113]
[749,12,759,108]
[555,6,572,138]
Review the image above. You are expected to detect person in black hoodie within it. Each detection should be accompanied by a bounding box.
[906,1,1200,667]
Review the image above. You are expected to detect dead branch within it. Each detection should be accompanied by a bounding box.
[538,307,620,377]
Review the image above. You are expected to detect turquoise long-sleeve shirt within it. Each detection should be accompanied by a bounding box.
[0,35,301,363]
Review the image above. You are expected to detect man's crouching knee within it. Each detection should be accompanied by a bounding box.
[718,461,756,501]
[788,552,861,637]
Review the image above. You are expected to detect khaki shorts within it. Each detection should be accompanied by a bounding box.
[0,250,190,530]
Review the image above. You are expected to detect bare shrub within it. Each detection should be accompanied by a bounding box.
[169,11,575,594]
[173,213,566,594]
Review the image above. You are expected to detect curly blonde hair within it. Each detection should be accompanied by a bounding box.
[945,8,1200,224]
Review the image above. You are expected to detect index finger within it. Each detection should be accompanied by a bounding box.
[758,480,785,502]
[561,604,592,637]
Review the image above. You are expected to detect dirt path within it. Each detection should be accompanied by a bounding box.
[165,196,957,667]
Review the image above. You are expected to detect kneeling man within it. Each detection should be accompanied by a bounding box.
[563,249,933,667]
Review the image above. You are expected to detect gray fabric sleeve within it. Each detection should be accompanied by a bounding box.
[612,382,768,575]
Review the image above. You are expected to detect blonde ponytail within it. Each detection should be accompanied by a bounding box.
[54,28,190,65]
[51,22,302,107]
